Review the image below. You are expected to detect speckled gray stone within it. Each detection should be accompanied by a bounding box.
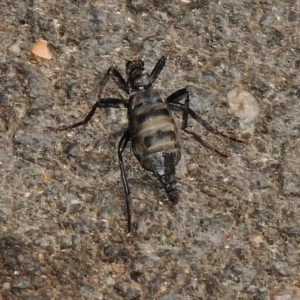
[0,1,299,299]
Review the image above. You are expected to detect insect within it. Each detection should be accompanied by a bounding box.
[47,56,242,232]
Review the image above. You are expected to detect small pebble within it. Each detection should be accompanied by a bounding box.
[30,39,52,59]
[8,43,21,56]
[227,86,260,124]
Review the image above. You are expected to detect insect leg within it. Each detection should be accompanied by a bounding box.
[166,87,240,157]
[150,56,167,84]
[167,89,243,143]
[118,128,132,232]
[46,98,128,132]
[182,128,230,158]
[166,88,189,129]
[96,67,129,97]
[169,102,231,158]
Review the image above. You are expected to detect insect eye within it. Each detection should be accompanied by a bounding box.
[126,60,132,68]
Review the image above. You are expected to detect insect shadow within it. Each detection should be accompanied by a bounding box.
[46,56,243,233]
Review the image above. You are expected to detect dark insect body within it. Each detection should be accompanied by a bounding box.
[47,56,242,233]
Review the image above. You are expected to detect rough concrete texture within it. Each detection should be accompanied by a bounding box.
[1,1,300,299]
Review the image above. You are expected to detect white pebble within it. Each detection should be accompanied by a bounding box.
[227,87,260,124]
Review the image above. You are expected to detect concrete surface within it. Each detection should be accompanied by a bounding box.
[0,1,300,299]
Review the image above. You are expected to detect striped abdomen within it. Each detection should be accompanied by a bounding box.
[128,90,181,176]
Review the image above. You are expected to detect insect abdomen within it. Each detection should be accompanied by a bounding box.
[129,94,181,174]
